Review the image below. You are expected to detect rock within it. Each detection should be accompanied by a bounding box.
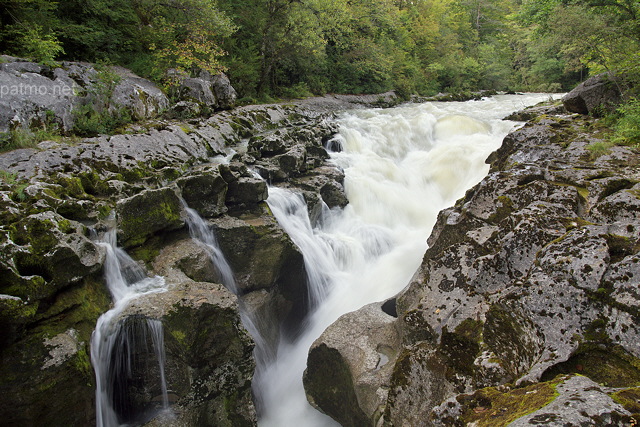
[431,374,634,426]
[172,71,237,111]
[208,72,238,110]
[110,66,170,120]
[562,73,622,115]
[116,187,185,248]
[0,276,111,427]
[0,58,168,133]
[177,167,228,218]
[0,61,76,132]
[304,303,400,426]
[169,101,201,118]
[220,163,269,209]
[212,208,308,341]
[152,238,222,284]
[111,280,256,426]
[2,211,105,300]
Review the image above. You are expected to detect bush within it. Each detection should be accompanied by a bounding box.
[72,105,132,137]
[19,25,65,66]
[610,98,640,147]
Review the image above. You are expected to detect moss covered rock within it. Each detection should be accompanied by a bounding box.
[116,187,184,248]
[114,280,256,426]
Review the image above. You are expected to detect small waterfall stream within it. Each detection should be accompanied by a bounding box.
[91,229,171,427]
[255,94,560,426]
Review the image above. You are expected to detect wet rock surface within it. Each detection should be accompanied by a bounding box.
[305,106,640,425]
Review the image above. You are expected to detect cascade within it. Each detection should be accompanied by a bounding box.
[184,204,236,293]
[255,94,561,426]
[91,229,171,427]
[182,203,274,402]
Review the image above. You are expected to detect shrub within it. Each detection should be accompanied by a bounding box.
[19,25,65,66]
[610,98,640,147]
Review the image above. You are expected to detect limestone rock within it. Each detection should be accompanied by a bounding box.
[2,211,105,300]
[304,303,400,426]
[0,57,168,133]
[114,280,256,426]
[562,73,622,115]
[171,71,237,111]
[116,187,185,248]
[110,66,170,120]
[177,167,228,218]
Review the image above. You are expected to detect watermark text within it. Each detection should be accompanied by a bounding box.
[0,83,73,99]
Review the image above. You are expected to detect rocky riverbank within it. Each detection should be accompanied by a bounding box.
[304,99,640,425]
[0,58,394,424]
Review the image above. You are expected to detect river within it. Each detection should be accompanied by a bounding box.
[254,94,561,426]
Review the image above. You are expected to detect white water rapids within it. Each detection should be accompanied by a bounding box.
[255,94,561,426]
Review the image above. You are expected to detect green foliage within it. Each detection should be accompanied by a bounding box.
[0,0,637,99]
[586,140,614,158]
[72,104,132,137]
[0,116,62,153]
[609,98,640,147]
[18,25,65,66]
[0,169,28,201]
[72,65,132,136]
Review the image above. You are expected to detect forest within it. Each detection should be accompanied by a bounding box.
[0,0,638,103]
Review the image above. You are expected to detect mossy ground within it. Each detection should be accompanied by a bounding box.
[542,346,640,388]
[458,376,564,426]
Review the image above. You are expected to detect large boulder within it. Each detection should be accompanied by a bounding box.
[171,70,237,111]
[562,72,622,115]
[0,58,76,132]
[304,302,401,426]
[0,57,169,133]
[109,280,256,426]
[0,276,111,427]
[110,66,170,120]
[177,166,228,218]
[116,187,185,248]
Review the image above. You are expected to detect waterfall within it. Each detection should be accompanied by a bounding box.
[256,94,561,426]
[184,205,236,293]
[182,202,275,400]
[91,229,171,427]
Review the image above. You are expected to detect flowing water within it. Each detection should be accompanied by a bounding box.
[91,229,171,427]
[255,94,561,426]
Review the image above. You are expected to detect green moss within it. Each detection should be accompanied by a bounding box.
[559,217,595,231]
[56,176,87,199]
[440,318,484,375]
[458,377,564,426]
[57,219,74,234]
[9,217,58,254]
[0,296,39,322]
[73,345,92,380]
[587,141,614,159]
[33,277,111,340]
[488,196,514,224]
[542,345,640,388]
[611,387,640,414]
[170,329,187,348]
[129,235,163,267]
